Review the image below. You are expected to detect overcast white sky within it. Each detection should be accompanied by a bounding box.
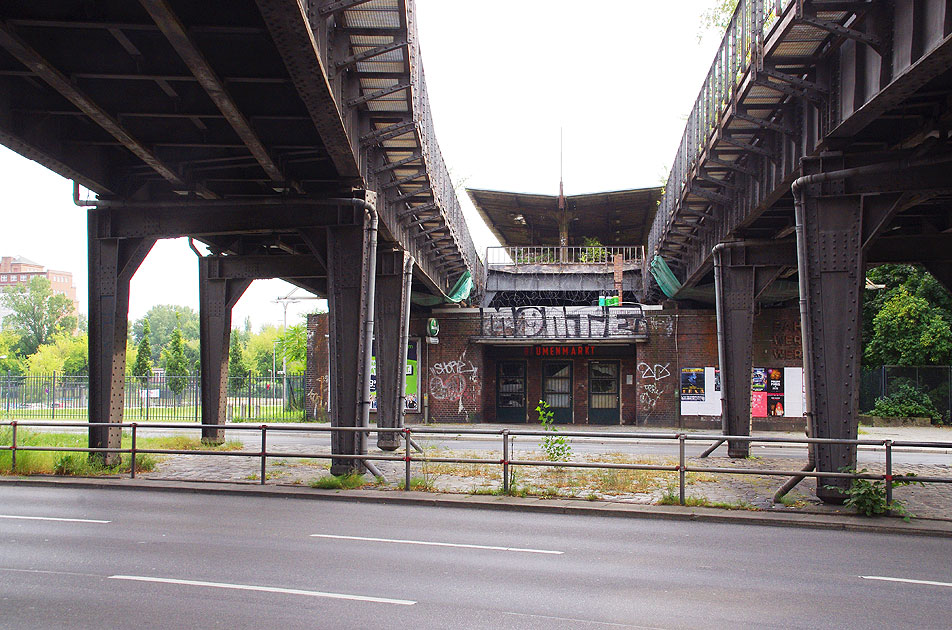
[0,0,721,330]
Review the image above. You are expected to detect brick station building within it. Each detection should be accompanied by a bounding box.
[307,186,805,430]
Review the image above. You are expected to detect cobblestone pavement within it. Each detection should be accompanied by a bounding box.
[140,445,952,521]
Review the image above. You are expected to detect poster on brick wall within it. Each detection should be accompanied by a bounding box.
[751,367,787,417]
[369,338,420,413]
[680,367,705,401]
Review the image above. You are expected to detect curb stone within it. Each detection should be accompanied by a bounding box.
[3,475,951,539]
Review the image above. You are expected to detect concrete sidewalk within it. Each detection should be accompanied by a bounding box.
[3,474,951,538]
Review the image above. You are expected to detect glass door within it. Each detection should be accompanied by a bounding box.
[589,361,620,424]
[542,361,573,424]
[496,361,526,423]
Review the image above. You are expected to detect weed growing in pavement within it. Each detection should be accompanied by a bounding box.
[827,468,923,521]
[398,476,435,491]
[537,400,571,463]
[657,487,759,511]
[309,473,366,490]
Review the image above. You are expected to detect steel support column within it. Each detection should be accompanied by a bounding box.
[198,257,251,443]
[327,224,371,473]
[373,251,411,451]
[799,186,864,502]
[719,250,756,458]
[87,210,154,464]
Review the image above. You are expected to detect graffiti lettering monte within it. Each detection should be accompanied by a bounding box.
[480,306,647,341]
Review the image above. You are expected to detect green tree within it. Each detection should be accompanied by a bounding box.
[0,331,26,375]
[228,335,249,393]
[863,265,952,364]
[27,334,87,376]
[279,323,308,373]
[865,287,952,366]
[698,0,738,38]
[246,325,281,376]
[132,319,154,378]
[161,324,190,397]
[131,305,199,361]
[1,276,76,355]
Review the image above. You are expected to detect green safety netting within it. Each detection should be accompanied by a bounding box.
[411,270,473,306]
[650,254,799,304]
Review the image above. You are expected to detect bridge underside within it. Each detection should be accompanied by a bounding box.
[0,0,480,471]
[649,0,952,501]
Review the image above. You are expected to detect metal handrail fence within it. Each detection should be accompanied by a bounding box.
[485,246,645,268]
[0,374,307,422]
[647,0,793,261]
[3,422,950,508]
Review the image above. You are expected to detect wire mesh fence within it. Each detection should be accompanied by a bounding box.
[0,373,308,422]
[860,366,952,422]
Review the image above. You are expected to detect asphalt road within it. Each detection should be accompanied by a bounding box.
[1,485,950,629]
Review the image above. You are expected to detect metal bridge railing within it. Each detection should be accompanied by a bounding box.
[485,245,645,268]
[3,421,949,508]
[405,2,483,288]
[648,0,793,262]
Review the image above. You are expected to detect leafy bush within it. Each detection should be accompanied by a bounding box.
[872,382,940,420]
[579,237,608,263]
[828,468,923,521]
[537,400,571,462]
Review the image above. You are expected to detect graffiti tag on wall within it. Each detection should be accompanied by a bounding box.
[480,306,647,340]
[637,362,672,412]
[428,352,480,414]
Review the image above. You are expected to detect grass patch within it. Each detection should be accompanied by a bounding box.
[657,486,759,510]
[308,473,366,490]
[397,476,436,491]
[0,428,243,475]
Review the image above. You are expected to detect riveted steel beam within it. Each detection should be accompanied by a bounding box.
[139,0,287,184]
[398,201,438,217]
[0,22,200,196]
[706,156,758,177]
[392,185,431,204]
[689,185,732,206]
[199,256,252,443]
[383,171,427,189]
[255,0,359,179]
[798,15,882,52]
[733,112,793,135]
[360,120,415,146]
[347,82,411,108]
[336,40,408,72]
[718,136,776,160]
[374,153,423,174]
[318,0,375,17]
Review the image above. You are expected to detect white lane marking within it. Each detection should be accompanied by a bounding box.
[503,611,670,629]
[310,533,563,555]
[0,567,101,579]
[0,514,110,524]
[108,575,415,606]
[861,575,952,588]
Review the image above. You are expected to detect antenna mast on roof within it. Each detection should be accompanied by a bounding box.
[558,128,568,251]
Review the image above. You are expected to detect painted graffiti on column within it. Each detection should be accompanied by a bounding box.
[480,306,647,340]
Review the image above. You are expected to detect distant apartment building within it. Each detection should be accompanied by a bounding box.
[0,255,79,315]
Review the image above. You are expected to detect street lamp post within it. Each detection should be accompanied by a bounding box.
[272,287,322,411]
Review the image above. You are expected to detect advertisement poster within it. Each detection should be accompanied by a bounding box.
[751,391,768,417]
[680,367,705,401]
[767,394,785,417]
[751,368,767,392]
[766,368,784,394]
[714,369,721,392]
[370,338,420,413]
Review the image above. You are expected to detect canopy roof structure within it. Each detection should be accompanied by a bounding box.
[467,187,661,247]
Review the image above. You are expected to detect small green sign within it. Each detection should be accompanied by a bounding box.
[427,317,439,336]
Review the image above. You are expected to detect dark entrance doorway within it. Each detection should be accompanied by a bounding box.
[589,361,620,424]
[542,361,573,424]
[496,360,526,422]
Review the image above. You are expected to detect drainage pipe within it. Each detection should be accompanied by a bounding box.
[397,254,415,427]
[709,238,781,456]
[352,197,379,472]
